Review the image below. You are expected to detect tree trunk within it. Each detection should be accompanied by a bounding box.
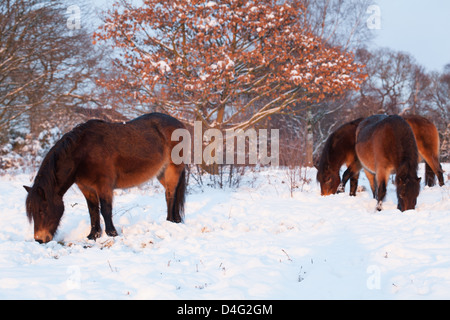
[305,109,314,167]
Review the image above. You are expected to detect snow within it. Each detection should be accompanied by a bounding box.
[151,60,171,75]
[0,164,449,299]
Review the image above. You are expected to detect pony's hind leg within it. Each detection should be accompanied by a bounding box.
[364,169,377,199]
[158,163,186,223]
[437,164,445,186]
[375,171,389,211]
[375,180,387,211]
[424,162,436,187]
[433,162,445,186]
[99,193,118,237]
[96,178,118,237]
[422,152,445,187]
[78,184,102,240]
[426,161,445,186]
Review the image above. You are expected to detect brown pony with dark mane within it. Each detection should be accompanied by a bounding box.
[316,114,444,196]
[24,113,187,243]
[355,115,421,211]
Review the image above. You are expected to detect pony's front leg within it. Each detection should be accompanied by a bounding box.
[78,184,102,240]
[340,166,361,196]
[347,161,362,196]
[349,173,360,196]
[338,168,352,193]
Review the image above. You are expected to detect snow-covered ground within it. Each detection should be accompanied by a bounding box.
[0,164,449,300]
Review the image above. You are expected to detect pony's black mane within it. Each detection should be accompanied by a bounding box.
[317,118,363,179]
[396,142,419,181]
[26,120,103,221]
[317,130,336,176]
[36,122,97,185]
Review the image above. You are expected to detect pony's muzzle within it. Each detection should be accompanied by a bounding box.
[34,231,53,244]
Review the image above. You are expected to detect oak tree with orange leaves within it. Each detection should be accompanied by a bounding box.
[95,0,366,131]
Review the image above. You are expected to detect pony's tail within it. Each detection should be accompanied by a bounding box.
[173,167,186,223]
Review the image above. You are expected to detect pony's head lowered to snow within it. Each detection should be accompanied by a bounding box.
[24,183,64,243]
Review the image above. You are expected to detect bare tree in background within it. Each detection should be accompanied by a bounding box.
[0,0,112,142]
[352,49,450,160]
[303,0,375,48]
[423,66,450,161]
[0,0,126,170]
[355,48,422,115]
[283,0,377,165]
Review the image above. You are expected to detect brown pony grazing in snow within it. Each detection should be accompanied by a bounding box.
[355,115,421,212]
[317,115,445,196]
[316,118,364,196]
[24,113,187,244]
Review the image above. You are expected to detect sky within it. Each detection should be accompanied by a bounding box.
[372,0,450,72]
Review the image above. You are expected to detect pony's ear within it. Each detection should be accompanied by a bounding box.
[23,185,31,193]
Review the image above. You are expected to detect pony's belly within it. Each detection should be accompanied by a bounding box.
[115,165,161,189]
[113,153,167,188]
[116,174,153,189]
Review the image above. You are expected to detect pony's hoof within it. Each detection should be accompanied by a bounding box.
[106,229,118,237]
[167,215,183,223]
[87,230,101,241]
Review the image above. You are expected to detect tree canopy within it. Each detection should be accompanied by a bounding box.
[95,0,366,130]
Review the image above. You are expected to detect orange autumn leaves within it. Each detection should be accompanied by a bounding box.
[95,0,366,129]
